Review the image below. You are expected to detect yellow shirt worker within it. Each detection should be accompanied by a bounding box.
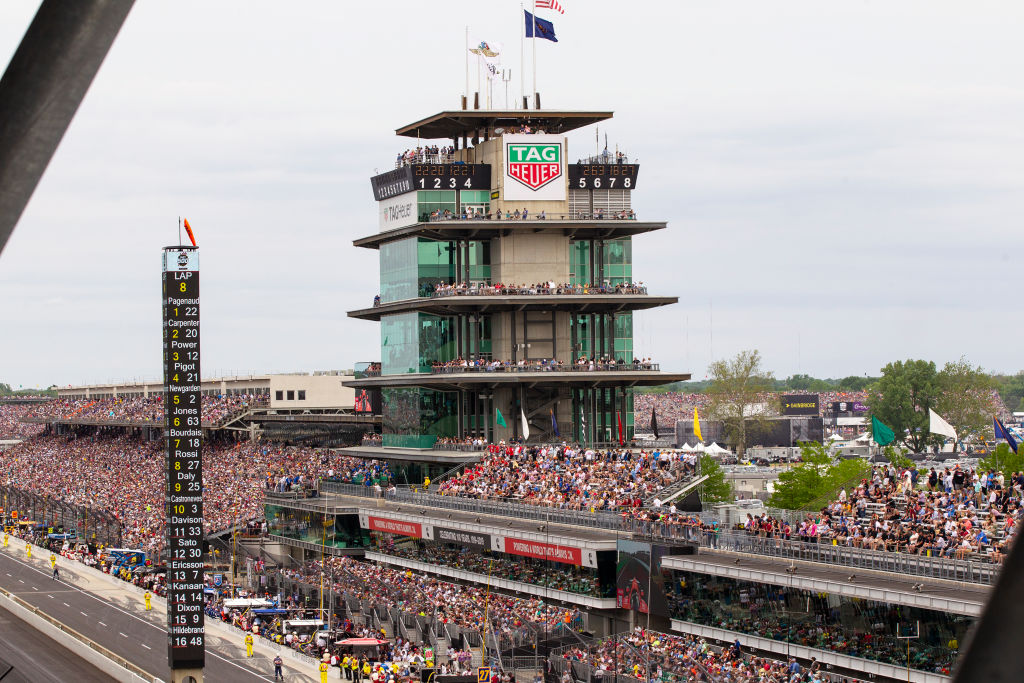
[319,660,330,683]
[244,633,254,657]
[3,532,8,548]
[25,544,31,560]
[144,591,152,611]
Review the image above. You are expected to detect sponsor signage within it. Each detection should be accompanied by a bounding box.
[568,164,640,190]
[780,394,820,416]
[831,401,868,413]
[370,167,415,201]
[434,525,490,551]
[367,516,422,538]
[378,193,418,231]
[493,536,595,567]
[503,134,566,201]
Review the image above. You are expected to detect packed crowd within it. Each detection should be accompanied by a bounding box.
[557,627,834,683]
[426,208,638,222]
[436,443,698,510]
[17,394,266,426]
[0,434,393,556]
[669,575,960,676]
[396,145,455,166]
[735,463,1022,563]
[281,556,582,639]
[372,537,609,598]
[0,403,46,439]
[430,357,656,373]
[429,282,648,297]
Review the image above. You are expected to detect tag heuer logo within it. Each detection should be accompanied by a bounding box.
[507,143,562,190]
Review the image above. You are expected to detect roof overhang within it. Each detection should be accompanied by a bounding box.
[396,110,614,139]
[354,220,667,249]
[348,294,678,321]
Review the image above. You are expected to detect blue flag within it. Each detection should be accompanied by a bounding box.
[551,408,560,437]
[995,417,1018,454]
[525,10,558,42]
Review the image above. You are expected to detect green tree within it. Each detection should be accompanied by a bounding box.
[698,454,733,503]
[869,359,941,453]
[997,372,1024,413]
[0,383,11,395]
[979,443,1024,476]
[768,442,870,510]
[837,376,871,392]
[883,445,913,471]
[784,374,831,392]
[706,350,775,457]
[936,357,997,450]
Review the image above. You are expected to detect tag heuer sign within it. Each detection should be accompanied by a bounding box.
[508,142,561,189]
[503,134,566,201]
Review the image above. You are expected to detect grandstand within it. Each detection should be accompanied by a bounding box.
[2,106,1007,683]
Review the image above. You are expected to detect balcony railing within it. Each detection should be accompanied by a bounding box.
[313,483,1002,585]
[430,362,660,374]
[428,211,638,222]
[429,284,648,297]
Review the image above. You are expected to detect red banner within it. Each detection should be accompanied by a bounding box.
[368,516,422,538]
[503,538,582,566]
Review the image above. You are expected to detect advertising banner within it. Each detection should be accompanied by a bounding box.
[379,193,419,231]
[367,516,422,538]
[434,526,490,551]
[503,134,566,201]
[780,394,820,416]
[831,401,868,414]
[493,536,596,567]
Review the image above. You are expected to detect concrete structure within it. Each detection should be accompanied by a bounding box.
[56,371,355,411]
[345,108,689,448]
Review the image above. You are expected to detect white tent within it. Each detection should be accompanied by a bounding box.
[678,443,695,452]
[855,432,873,443]
[828,433,844,441]
[695,442,706,452]
[706,442,731,455]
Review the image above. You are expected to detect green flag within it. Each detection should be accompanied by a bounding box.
[495,407,507,428]
[871,415,895,446]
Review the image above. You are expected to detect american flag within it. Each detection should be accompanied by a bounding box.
[535,0,565,14]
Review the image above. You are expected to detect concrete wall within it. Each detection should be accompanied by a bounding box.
[268,374,355,410]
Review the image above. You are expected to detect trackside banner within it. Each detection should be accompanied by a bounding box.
[493,536,597,567]
[503,134,566,201]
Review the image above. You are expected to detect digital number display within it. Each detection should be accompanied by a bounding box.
[413,164,491,190]
[161,247,205,670]
[568,164,640,190]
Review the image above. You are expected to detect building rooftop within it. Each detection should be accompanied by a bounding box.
[396,109,614,139]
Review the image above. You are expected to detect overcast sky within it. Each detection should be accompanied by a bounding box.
[1,0,1022,389]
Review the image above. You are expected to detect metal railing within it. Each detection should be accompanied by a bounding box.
[427,212,639,222]
[430,362,660,374]
[395,152,455,168]
[631,525,1000,585]
[315,482,1003,585]
[428,285,649,298]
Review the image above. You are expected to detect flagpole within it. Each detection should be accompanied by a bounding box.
[532,0,537,104]
[178,216,182,245]
[520,2,525,108]
[465,26,469,102]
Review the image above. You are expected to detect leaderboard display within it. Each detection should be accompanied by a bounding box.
[161,246,205,670]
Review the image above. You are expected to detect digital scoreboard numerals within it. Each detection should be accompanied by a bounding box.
[568,164,640,190]
[161,248,205,670]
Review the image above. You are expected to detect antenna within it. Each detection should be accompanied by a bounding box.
[178,216,182,245]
